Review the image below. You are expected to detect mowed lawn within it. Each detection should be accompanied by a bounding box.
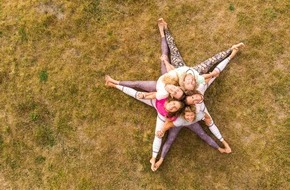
[0,0,289,189]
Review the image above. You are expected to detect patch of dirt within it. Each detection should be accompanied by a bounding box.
[275,53,289,71]
[0,173,12,190]
[36,3,65,20]
[62,48,80,60]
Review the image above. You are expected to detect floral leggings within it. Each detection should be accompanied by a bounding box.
[164,29,232,74]
[120,35,232,92]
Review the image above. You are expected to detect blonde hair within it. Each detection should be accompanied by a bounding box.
[162,71,179,86]
[179,73,198,91]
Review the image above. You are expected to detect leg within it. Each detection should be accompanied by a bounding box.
[203,107,224,142]
[211,42,245,75]
[200,57,231,92]
[154,126,183,171]
[203,43,244,90]
[193,42,245,74]
[165,29,186,67]
[192,48,232,74]
[120,81,157,92]
[151,116,166,171]
[161,18,186,68]
[105,75,157,92]
[106,80,155,107]
[160,37,169,75]
[158,19,170,75]
[205,114,232,154]
[186,123,220,149]
[116,85,155,106]
[203,108,231,153]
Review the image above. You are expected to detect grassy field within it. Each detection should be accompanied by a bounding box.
[0,0,289,189]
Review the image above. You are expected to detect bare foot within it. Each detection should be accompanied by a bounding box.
[154,158,164,171]
[158,18,164,26]
[150,157,157,172]
[218,147,227,153]
[229,42,245,59]
[105,75,119,85]
[221,140,232,153]
[105,75,115,87]
[225,145,232,153]
[104,79,116,88]
[224,144,232,153]
[158,18,165,37]
[160,18,168,30]
[231,42,245,51]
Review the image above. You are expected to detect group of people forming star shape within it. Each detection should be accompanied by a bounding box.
[105,18,245,171]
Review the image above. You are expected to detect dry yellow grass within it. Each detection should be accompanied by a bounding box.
[0,0,289,189]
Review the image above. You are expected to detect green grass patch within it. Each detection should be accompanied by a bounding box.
[35,125,56,147]
[39,70,48,82]
[229,3,235,11]
[34,155,46,164]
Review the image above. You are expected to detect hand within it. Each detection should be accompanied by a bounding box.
[210,70,220,78]
[137,92,145,99]
[156,130,164,138]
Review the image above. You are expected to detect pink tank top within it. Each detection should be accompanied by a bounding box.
[156,98,177,121]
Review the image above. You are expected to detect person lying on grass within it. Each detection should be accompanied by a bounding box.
[153,41,244,171]
[156,44,243,141]
[105,18,244,171]
[153,105,231,171]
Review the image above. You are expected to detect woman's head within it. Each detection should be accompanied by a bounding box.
[165,99,183,112]
[165,98,185,118]
[185,90,204,105]
[179,73,198,91]
[165,84,185,100]
[184,74,196,90]
[182,105,196,122]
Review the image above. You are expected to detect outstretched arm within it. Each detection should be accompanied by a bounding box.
[203,112,214,126]
[137,92,157,99]
[202,43,245,89]
[203,111,224,141]
[202,71,219,83]
[160,55,175,72]
[156,120,175,137]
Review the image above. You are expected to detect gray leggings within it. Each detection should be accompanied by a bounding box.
[161,123,219,159]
